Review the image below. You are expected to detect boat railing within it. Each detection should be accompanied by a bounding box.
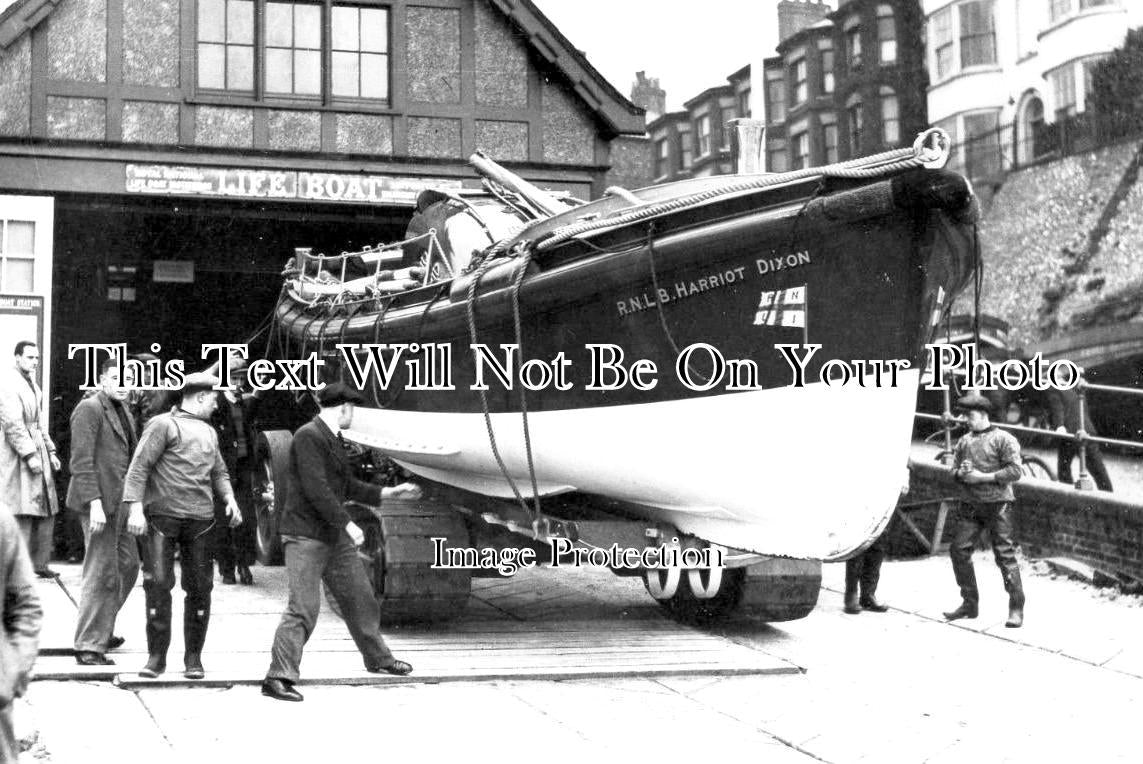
[916,373,1143,491]
[288,229,450,304]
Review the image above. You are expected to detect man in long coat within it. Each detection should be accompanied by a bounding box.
[0,341,60,577]
[67,357,140,665]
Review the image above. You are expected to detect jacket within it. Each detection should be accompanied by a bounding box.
[65,391,136,513]
[0,367,58,517]
[952,425,1023,503]
[0,511,41,707]
[279,416,382,544]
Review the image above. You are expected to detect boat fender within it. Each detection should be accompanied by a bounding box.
[812,180,896,224]
[890,170,979,224]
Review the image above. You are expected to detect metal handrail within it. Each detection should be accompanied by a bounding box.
[917,372,1143,491]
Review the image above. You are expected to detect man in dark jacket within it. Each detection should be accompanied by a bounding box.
[1,510,41,761]
[261,383,421,702]
[1045,385,1113,492]
[67,357,139,665]
[943,393,1026,628]
[210,363,257,585]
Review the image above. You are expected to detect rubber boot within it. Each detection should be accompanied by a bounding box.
[843,559,862,614]
[1002,562,1025,628]
[140,602,170,678]
[184,606,210,679]
[943,600,979,621]
[858,547,889,612]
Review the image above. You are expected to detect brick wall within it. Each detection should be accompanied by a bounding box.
[895,459,1143,581]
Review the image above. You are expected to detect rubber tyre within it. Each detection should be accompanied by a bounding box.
[644,568,747,625]
[253,430,292,566]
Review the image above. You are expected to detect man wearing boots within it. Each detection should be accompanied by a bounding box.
[123,373,241,679]
[261,383,420,702]
[943,393,1026,628]
[843,536,888,614]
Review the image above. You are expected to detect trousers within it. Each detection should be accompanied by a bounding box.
[1057,440,1113,492]
[844,537,885,599]
[0,704,14,763]
[266,534,394,683]
[74,509,140,653]
[141,515,214,659]
[949,501,1024,607]
[211,469,256,574]
[15,516,54,571]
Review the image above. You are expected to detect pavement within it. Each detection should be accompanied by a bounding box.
[12,546,1143,764]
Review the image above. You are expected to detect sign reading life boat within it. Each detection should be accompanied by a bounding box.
[616,249,811,317]
[125,164,462,206]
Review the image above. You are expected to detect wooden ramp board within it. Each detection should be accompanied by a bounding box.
[33,562,803,687]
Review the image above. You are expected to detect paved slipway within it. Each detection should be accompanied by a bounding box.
[16,440,1143,763]
[14,531,1142,764]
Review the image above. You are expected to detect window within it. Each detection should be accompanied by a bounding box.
[196,0,391,102]
[822,117,839,164]
[107,265,138,303]
[766,72,787,123]
[1049,0,1109,22]
[846,93,864,155]
[877,5,897,65]
[880,86,900,145]
[695,114,712,156]
[964,110,1001,178]
[721,107,736,149]
[738,89,751,119]
[768,142,789,173]
[819,40,835,94]
[331,5,389,99]
[198,0,254,91]
[655,139,670,178]
[959,0,996,68]
[1049,0,1071,23]
[792,131,810,170]
[845,17,862,69]
[792,57,808,104]
[678,132,693,168]
[0,220,35,293]
[932,8,954,79]
[1049,64,1077,118]
[265,2,321,95]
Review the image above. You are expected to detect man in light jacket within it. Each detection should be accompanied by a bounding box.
[0,341,60,578]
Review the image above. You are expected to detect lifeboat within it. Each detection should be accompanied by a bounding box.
[270,129,977,564]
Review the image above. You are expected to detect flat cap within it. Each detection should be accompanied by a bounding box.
[955,393,993,413]
[181,372,220,393]
[317,381,366,407]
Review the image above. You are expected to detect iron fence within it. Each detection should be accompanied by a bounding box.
[944,110,1143,184]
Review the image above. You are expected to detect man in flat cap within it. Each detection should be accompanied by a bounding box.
[123,372,242,679]
[262,382,421,702]
[944,393,1026,628]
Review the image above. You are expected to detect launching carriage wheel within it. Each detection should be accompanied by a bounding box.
[644,557,822,625]
[326,499,474,624]
[645,567,747,625]
[253,430,292,566]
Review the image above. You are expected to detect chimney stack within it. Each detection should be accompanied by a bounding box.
[776,0,833,44]
[630,71,667,123]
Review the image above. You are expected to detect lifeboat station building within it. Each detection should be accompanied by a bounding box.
[0,0,647,435]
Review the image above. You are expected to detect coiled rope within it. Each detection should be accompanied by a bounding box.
[529,129,950,256]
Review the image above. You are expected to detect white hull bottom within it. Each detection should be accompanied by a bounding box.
[345,371,921,560]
